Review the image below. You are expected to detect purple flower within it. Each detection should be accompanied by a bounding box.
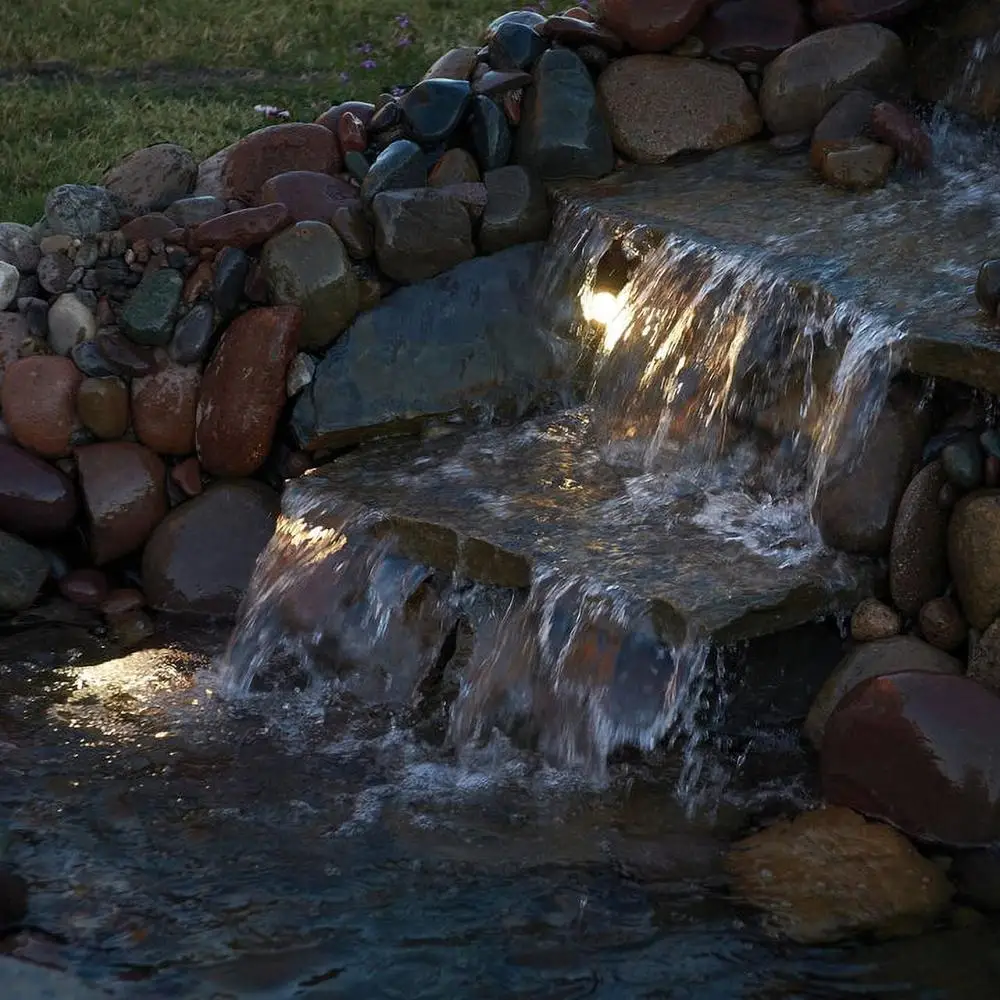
[397,35,413,47]
[339,70,351,84]
[356,41,373,54]
[361,58,377,70]
[395,14,410,28]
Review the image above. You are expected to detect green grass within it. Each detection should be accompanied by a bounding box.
[0,0,545,222]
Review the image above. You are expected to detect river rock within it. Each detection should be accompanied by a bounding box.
[479,166,550,255]
[890,460,949,614]
[0,262,17,311]
[596,0,711,52]
[331,203,373,260]
[759,24,906,134]
[315,100,376,135]
[169,302,215,365]
[59,568,109,608]
[260,221,359,350]
[919,596,967,652]
[94,330,159,378]
[142,480,279,615]
[0,222,40,272]
[822,671,1000,845]
[120,214,176,244]
[76,441,167,564]
[196,306,300,477]
[399,79,474,145]
[811,89,877,154]
[36,252,75,295]
[292,243,557,450]
[121,267,183,347]
[816,139,896,190]
[849,597,900,642]
[221,123,340,203]
[487,15,549,72]
[338,111,366,155]
[969,618,1000,695]
[597,55,761,165]
[0,529,49,611]
[470,95,512,172]
[517,48,614,180]
[976,260,1000,315]
[698,0,808,67]
[870,101,933,169]
[949,490,1000,629]
[0,440,76,538]
[76,376,130,440]
[804,634,961,748]
[942,436,984,490]
[422,46,479,82]
[165,195,228,227]
[46,292,97,355]
[191,204,292,251]
[131,363,200,455]
[102,143,198,214]
[725,807,953,944]
[811,0,924,24]
[429,149,481,186]
[360,140,427,207]
[257,170,358,224]
[474,69,533,98]
[44,184,120,238]
[212,247,249,322]
[1,356,82,458]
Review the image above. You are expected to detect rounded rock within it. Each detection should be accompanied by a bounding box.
[0,529,49,611]
[0,439,77,538]
[191,203,292,251]
[1,356,83,458]
[0,261,18,311]
[478,165,551,255]
[44,184,120,238]
[58,568,110,608]
[850,596,901,642]
[919,596,968,652]
[102,143,198,214]
[47,292,97,356]
[596,0,711,53]
[257,170,359,224]
[948,490,1000,629]
[131,363,200,456]
[76,376,130,441]
[698,0,808,67]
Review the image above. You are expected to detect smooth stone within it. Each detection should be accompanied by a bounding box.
[131,363,200,455]
[221,122,340,203]
[473,69,533,97]
[516,48,614,180]
[164,195,228,227]
[870,101,933,169]
[0,356,82,458]
[849,596,901,642]
[120,214,176,243]
[429,149,481,187]
[58,568,109,608]
[942,437,984,490]
[698,0,808,67]
[257,170,359,223]
[596,0,711,52]
[539,14,624,52]
[422,46,479,81]
[919,596,967,652]
[360,140,427,207]
[100,588,145,617]
[212,246,250,323]
[191,204,292,251]
[0,529,49,611]
[821,671,1000,846]
[261,221,360,351]
[425,182,488,221]
[479,165,550,255]
[598,55,762,165]
[398,78,474,145]
[483,9,546,40]
[344,150,370,183]
[314,101,376,136]
[817,139,896,190]
[889,461,949,614]
[0,262,18,311]
[759,24,906,134]
[196,306,301,477]
[949,490,1000,629]
[0,439,77,538]
[71,340,116,378]
[372,189,475,285]
[44,184,120,237]
[369,100,402,134]
[121,267,183,346]
[725,807,952,944]
[470,95,512,172]
[969,618,1000,696]
[102,143,197,214]
[976,259,1000,315]
[811,0,924,24]
[142,480,279,615]
[76,376,129,440]
[488,18,549,72]
[331,203,374,260]
[76,441,167,564]
[338,111,368,155]
[95,330,159,378]
[165,304,214,368]
[811,89,878,156]
[171,456,203,497]
[46,292,97,355]
[0,222,41,272]
[803,634,961,748]
[36,252,76,295]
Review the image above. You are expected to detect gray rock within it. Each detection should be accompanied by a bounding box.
[0,529,49,612]
[169,302,216,365]
[0,262,17,311]
[44,183,120,238]
[360,139,427,207]
[102,142,198,214]
[47,292,97,356]
[287,353,316,397]
[471,95,512,171]
[479,165,551,255]
[121,267,183,346]
[0,222,40,273]
[261,221,360,351]
[212,246,250,322]
[165,195,228,227]
[36,252,75,295]
[193,144,234,199]
[516,48,615,180]
[292,243,558,450]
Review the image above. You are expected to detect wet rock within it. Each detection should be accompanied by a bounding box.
[942,436,984,490]
[191,204,292,251]
[261,221,359,350]
[196,306,300,477]
[58,568,109,608]
[596,0,711,53]
[976,259,1000,316]
[474,68,533,97]
[292,243,555,450]
[142,480,279,615]
[110,609,155,648]
[101,588,145,618]
[804,634,960,748]
[399,79,474,145]
[759,24,906,134]
[429,148,481,186]
[71,341,115,378]
[0,440,76,538]
[850,597,900,642]
[470,95,512,172]
[0,868,28,927]
[811,0,924,24]
[94,330,159,378]
[487,17,549,72]
[131,363,200,455]
[331,203,374,261]
[517,48,614,180]
[969,618,1000,695]
[1,356,83,458]
[46,292,97,356]
[949,490,1000,629]
[76,376,130,440]
[45,184,120,237]
[598,55,761,164]
[286,352,315,397]
[483,9,546,39]
[422,46,479,82]
[0,222,40,273]
[169,302,215,365]
[821,671,1000,846]
[372,189,475,284]
[890,461,949,614]
[479,165,550,255]
[102,143,197,214]
[121,267,183,347]
[430,182,489,221]
[952,848,1000,912]
[164,195,228,227]
[919,596,967,652]
[870,101,933,169]
[698,0,808,67]
[360,139,427,207]
[212,246,249,322]
[725,807,953,944]
[816,139,896,191]
[221,123,340,203]
[0,529,49,610]
[257,170,358,224]
[810,89,877,155]
[344,150,370,184]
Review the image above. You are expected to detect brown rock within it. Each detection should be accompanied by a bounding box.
[58,568,109,608]
[810,89,877,165]
[817,139,896,190]
[195,306,300,477]
[596,0,712,53]
[142,480,279,615]
[131,363,200,455]
[102,143,197,214]
[821,671,1000,846]
[919,596,967,652]
[870,101,933,169]
[539,15,624,52]
[725,807,953,944]
[890,461,949,615]
[110,609,156,648]
[1,356,82,458]
[221,123,340,203]
[121,213,180,244]
[171,456,203,497]
[850,597,901,642]
[698,0,808,67]
[422,47,479,81]
[429,149,482,187]
[969,618,1000,695]
[315,101,376,136]
[257,170,359,223]
[183,259,214,304]
[337,112,367,155]
[100,587,145,617]
[948,490,1000,629]
[597,55,762,164]
[77,376,130,440]
[811,0,924,25]
[76,441,167,564]
[0,439,77,538]
[190,204,292,251]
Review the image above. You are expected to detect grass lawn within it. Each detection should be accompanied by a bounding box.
[0,0,552,223]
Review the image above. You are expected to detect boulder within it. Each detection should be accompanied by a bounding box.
[164,195,228,227]
[949,490,1000,629]
[422,46,479,82]
[1,356,83,459]
[102,142,198,214]
[0,440,77,538]
[595,0,712,52]
[131,363,200,455]
[398,79,474,145]
[870,100,933,169]
[44,184,120,238]
[889,461,949,614]
[0,222,40,272]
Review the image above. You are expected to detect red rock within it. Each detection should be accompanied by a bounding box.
[58,568,109,608]
[565,6,596,21]
[76,442,167,564]
[222,123,340,203]
[100,587,145,617]
[810,0,924,25]
[183,259,214,304]
[0,439,77,538]
[171,456,203,497]
[1,357,82,459]
[539,15,624,51]
[121,214,177,244]
[338,112,368,155]
[429,149,481,187]
[698,0,808,67]
[195,306,301,477]
[503,90,523,126]
[190,204,292,251]
[596,0,712,52]
[870,101,933,170]
[131,363,200,456]
[315,101,376,136]
[821,671,1000,847]
[257,171,359,223]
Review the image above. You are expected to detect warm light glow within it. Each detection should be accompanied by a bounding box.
[582,289,621,327]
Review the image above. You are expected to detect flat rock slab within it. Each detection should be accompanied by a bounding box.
[553,142,1000,394]
[289,411,875,646]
